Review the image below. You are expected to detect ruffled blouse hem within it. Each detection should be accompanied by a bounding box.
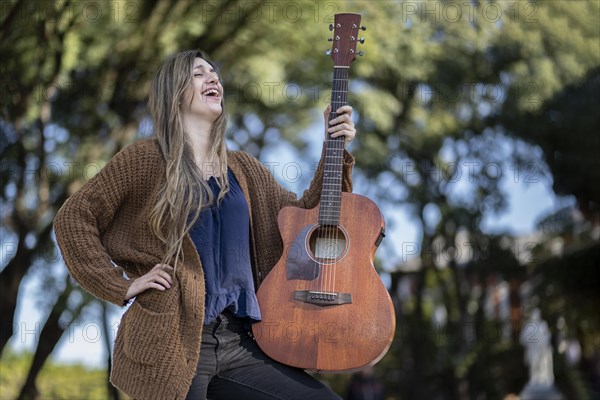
[204,289,262,324]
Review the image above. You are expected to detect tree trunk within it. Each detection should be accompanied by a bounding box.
[409,230,433,400]
[0,240,33,354]
[16,277,87,400]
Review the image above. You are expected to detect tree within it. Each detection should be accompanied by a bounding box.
[1,0,598,398]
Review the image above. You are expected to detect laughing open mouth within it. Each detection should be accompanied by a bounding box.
[202,88,220,97]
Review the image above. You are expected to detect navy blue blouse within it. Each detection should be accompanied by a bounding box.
[189,168,261,324]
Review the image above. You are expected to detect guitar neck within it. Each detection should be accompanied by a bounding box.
[319,67,349,226]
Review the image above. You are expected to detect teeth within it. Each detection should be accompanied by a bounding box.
[202,89,219,96]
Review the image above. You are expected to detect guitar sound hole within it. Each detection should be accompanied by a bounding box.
[308,225,348,264]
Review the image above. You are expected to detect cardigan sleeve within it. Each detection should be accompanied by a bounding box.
[281,141,355,210]
[238,141,354,212]
[53,144,141,306]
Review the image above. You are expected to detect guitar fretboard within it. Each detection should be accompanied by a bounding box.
[319,67,349,226]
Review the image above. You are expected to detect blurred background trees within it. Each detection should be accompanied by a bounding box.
[1,0,598,399]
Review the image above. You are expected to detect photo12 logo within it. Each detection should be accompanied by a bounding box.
[1,1,141,24]
[399,1,539,24]
[198,1,340,24]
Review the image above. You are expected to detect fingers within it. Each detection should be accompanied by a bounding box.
[325,105,353,125]
[148,264,173,289]
[327,106,355,144]
[126,264,174,300]
[335,105,353,118]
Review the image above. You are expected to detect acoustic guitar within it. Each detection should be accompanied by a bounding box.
[252,13,395,372]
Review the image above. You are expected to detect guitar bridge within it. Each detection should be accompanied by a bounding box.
[294,290,352,306]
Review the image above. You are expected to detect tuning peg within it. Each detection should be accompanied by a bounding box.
[360,25,367,31]
[329,23,334,31]
[359,37,365,44]
[357,51,365,56]
[326,49,332,55]
[328,37,333,42]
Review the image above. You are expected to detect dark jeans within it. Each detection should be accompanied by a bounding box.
[185,310,342,400]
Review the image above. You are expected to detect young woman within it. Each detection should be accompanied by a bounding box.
[54,50,356,400]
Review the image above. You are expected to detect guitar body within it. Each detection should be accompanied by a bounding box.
[253,192,395,372]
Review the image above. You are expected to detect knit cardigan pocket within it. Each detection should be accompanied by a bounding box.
[121,301,176,366]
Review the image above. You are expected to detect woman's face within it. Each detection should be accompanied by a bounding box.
[181,57,223,122]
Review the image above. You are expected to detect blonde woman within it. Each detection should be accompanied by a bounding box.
[54,50,356,399]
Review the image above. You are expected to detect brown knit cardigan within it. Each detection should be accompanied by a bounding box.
[53,138,354,399]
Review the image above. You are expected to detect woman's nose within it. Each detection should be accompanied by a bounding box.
[207,71,219,83]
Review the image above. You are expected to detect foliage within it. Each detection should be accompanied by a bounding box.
[1,0,599,399]
[0,350,129,399]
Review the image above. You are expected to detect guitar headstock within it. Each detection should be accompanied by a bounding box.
[328,13,365,67]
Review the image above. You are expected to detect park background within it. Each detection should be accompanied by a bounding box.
[1,0,599,399]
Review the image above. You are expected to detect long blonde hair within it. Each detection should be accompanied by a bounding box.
[148,50,229,270]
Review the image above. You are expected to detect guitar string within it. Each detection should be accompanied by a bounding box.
[332,69,348,292]
[329,66,347,295]
[317,66,348,295]
[329,68,339,295]
[338,67,348,294]
[326,68,340,295]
